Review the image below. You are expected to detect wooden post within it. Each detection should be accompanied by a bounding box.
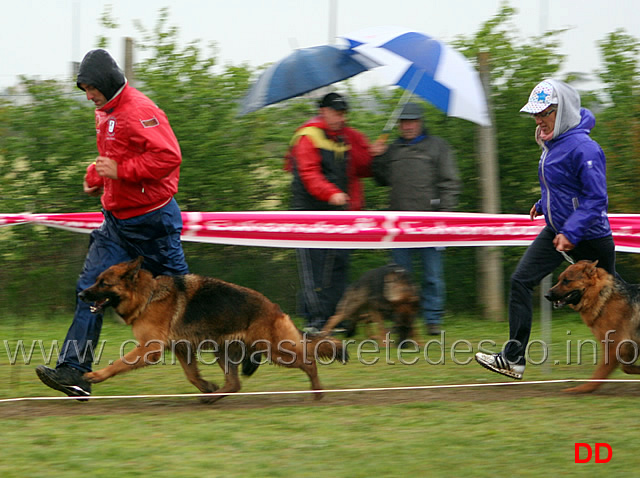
[124,37,134,85]
[477,52,505,320]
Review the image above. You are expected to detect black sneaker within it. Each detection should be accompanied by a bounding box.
[36,365,91,401]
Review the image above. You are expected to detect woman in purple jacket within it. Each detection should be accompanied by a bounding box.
[476,79,616,380]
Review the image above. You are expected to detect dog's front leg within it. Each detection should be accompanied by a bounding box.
[84,342,164,383]
[563,340,619,393]
[368,310,388,346]
[321,314,344,335]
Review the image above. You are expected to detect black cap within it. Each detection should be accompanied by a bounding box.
[398,102,423,120]
[318,92,348,111]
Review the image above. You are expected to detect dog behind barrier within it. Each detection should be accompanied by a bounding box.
[322,263,420,344]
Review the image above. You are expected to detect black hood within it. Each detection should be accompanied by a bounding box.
[76,49,126,102]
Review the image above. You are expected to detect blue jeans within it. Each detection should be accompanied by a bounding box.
[57,199,189,372]
[503,226,616,365]
[296,248,351,329]
[392,247,444,326]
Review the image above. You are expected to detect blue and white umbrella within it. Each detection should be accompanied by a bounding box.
[239,45,378,116]
[343,26,491,126]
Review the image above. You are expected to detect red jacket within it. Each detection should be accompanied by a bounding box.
[286,116,372,211]
[85,83,182,219]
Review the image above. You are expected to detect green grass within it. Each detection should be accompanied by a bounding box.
[1,312,638,476]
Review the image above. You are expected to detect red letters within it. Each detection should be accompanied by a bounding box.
[575,443,592,463]
[575,443,612,463]
[595,443,613,463]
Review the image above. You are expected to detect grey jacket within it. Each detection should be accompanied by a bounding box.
[373,133,460,211]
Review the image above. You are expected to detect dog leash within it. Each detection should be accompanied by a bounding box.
[558,250,575,264]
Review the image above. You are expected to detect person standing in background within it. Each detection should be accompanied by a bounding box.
[286,92,376,333]
[371,102,460,336]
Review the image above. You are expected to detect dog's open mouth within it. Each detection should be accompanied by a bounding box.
[551,289,583,309]
[89,298,110,313]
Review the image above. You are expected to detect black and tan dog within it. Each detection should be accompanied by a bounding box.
[78,257,347,403]
[322,264,420,345]
[546,260,640,393]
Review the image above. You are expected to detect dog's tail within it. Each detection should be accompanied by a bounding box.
[303,332,349,364]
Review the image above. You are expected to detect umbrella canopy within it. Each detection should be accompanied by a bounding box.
[343,26,491,126]
[239,45,377,116]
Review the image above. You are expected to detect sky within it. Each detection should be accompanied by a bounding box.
[0,0,637,91]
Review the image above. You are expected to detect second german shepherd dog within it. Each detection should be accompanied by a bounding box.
[78,257,348,403]
[322,264,420,345]
[546,260,640,393]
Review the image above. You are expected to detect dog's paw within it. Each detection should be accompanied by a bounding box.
[563,385,596,394]
[199,395,222,405]
[83,371,103,383]
[202,381,219,393]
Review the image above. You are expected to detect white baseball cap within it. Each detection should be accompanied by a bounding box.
[520,80,559,114]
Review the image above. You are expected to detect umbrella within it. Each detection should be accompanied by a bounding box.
[342,26,491,127]
[239,45,378,116]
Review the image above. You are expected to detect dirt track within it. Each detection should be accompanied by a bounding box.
[3,382,640,419]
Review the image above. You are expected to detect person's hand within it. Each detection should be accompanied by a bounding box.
[553,233,575,252]
[83,179,102,197]
[95,155,118,179]
[328,192,349,207]
[529,204,542,221]
[369,136,388,156]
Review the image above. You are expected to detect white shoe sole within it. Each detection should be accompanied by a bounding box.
[475,354,523,380]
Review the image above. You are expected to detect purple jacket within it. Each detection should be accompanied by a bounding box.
[534,108,611,245]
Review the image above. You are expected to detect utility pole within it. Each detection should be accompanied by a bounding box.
[328,0,337,44]
[477,52,505,320]
[70,1,81,79]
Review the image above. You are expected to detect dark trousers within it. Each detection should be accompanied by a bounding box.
[392,247,445,326]
[57,199,189,372]
[296,248,350,329]
[504,226,616,364]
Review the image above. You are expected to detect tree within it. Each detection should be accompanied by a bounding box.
[2,4,639,316]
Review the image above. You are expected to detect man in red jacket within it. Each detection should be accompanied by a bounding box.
[287,92,374,332]
[36,49,189,399]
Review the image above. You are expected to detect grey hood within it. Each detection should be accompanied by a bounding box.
[546,79,581,139]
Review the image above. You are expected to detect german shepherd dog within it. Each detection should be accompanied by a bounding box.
[546,260,640,393]
[78,257,348,403]
[321,264,420,345]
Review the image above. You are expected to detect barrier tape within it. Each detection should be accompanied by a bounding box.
[2,379,640,403]
[3,211,640,251]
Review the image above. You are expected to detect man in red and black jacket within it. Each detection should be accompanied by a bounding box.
[286,92,374,332]
[36,49,189,399]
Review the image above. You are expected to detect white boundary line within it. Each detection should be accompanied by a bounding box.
[3,379,640,403]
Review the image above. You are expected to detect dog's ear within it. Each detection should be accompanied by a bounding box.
[123,256,144,280]
[585,260,599,277]
[133,256,144,270]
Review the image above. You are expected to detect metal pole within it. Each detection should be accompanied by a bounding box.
[538,0,551,375]
[540,274,552,374]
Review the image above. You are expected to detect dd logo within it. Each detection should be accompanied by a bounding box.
[574,443,612,463]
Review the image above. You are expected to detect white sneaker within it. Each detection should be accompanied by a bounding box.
[475,352,525,380]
